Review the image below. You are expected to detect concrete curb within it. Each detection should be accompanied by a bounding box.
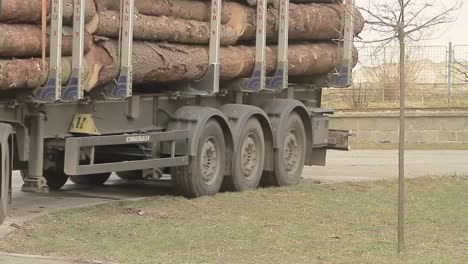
[333,110,468,118]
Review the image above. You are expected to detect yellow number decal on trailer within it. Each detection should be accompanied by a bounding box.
[69,114,100,135]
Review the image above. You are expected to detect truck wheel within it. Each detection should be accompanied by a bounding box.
[224,117,265,191]
[43,166,70,190]
[0,140,12,224]
[171,119,226,198]
[69,173,111,186]
[263,112,306,187]
[116,171,143,180]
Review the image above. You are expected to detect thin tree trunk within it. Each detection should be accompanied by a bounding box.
[397,28,406,255]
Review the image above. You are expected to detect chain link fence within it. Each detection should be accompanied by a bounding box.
[453,45,468,84]
[323,44,468,110]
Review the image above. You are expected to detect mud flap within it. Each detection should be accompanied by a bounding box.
[328,129,352,151]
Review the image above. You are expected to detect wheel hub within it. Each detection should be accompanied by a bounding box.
[201,137,219,185]
[240,134,258,180]
[284,131,300,174]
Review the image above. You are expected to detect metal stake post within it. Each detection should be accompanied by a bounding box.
[34,0,64,103]
[335,0,354,87]
[227,0,267,92]
[62,0,86,101]
[447,42,453,108]
[181,0,221,95]
[248,0,267,92]
[267,0,289,91]
[105,0,135,99]
[207,0,222,94]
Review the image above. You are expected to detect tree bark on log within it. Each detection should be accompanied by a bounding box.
[226,2,364,42]
[97,41,356,87]
[89,11,238,45]
[0,0,97,24]
[0,24,93,57]
[0,41,356,90]
[89,3,363,45]
[0,44,112,90]
[95,0,231,24]
[245,0,343,5]
[0,59,47,90]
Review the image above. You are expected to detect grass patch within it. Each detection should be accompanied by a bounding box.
[0,177,467,264]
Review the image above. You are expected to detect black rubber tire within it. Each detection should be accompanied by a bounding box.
[224,117,265,191]
[262,112,306,187]
[116,171,143,180]
[43,166,70,190]
[69,173,111,186]
[171,119,226,198]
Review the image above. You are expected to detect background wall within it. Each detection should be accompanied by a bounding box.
[330,111,468,149]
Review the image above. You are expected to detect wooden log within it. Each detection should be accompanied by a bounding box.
[0,41,357,90]
[97,40,356,87]
[0,59,47,90]
[0,57,76,90]
[246,0,343,5]
[226,2,364,41]
[90,3,363,45]
[62,0,97,25]
[0,0,97,24]
[0,24,93,57]
[88,11,238,45]
[95,0,231,24]
[0,44,111,90]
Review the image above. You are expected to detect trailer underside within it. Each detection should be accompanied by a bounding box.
[0,85,349,201]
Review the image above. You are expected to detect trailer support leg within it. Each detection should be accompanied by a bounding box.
[22,113,49,193]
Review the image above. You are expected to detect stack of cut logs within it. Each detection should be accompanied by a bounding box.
[0,0,364,92]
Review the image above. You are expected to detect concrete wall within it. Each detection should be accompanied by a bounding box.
[330,111,468,149]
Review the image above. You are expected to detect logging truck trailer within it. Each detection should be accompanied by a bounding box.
[0,0,354,224]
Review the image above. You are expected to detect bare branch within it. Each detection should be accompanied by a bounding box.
[357,0,462,44]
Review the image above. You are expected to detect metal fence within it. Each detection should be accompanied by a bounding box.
[323,43,468,110]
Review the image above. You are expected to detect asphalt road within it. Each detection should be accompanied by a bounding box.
[2,150,468,236]
[306,150,468,183]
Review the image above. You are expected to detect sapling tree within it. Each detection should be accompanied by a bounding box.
[355,0,462,254]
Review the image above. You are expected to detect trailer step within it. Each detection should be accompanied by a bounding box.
[21,177,49,193]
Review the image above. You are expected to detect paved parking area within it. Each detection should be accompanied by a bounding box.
[303,150,468,183]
